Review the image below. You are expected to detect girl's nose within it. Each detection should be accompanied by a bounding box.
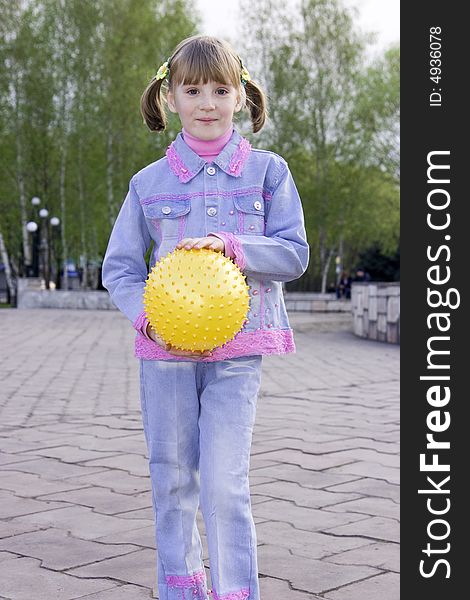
[199,94,216,110]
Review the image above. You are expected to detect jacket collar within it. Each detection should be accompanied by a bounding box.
[166,128,252,183]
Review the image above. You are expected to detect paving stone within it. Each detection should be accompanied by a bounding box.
[325,479,400,501]
[67,548,156,589]
[71,583,153,599]
[0,309,399,599]
[0,490,64,519]
[64,470,151,495]
[256,521,371,559]
[252,480,360,509]
[253,498,368,532]
[250,463,360,489]
[10,505,154,540]
[96,524,156,549]
[324,516,400,543]
[0,471,90,498]
[0,521,44,539]
[0,528,138,570]
[254,448,362,471]
[324,541,399,572]
[326,496,399,519]
[81,453,150,477]
[0,556,113,599]
[18,445,120,463]
[0,452,44,466]
[326,461,399,485]
[259,577,323,599]
[323,572,400,599]
[0,457,108,480]
[258,544,379,595]
[39,487,152,515]
[0,550,20,563]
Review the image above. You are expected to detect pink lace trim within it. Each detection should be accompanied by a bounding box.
[213,589,250,600]
[166,570,206,588]
[228,138,252,176]
[167,143,195,183]
[222,232,246,271]
[135,328,295,361]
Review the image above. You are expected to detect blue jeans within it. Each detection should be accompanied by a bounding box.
[139,355,263,600]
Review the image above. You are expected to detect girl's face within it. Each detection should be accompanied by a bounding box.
[167,80,242,140]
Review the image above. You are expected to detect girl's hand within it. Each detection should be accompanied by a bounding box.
[146,324,213,359]
[175,236,225,253]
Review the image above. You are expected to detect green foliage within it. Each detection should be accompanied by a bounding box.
[0,0,198,274]
[239,0,400,290]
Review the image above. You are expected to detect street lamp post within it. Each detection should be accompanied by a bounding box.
[25,197,60,289]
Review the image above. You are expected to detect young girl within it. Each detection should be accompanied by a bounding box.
[102,35,309,600]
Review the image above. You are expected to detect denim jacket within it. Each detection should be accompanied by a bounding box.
[102,128,309,361]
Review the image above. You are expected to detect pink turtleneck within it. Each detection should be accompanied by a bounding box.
[182,124,234,162]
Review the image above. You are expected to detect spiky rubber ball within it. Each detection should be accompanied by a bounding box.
[143,248,250,352]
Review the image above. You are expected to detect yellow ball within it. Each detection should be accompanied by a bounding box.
[143,248,250,352]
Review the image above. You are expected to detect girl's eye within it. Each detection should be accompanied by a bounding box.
[216,89,229,95]
[187,89,198,95]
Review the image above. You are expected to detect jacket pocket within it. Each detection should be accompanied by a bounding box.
[142,198,190,239]
[233,195,265,235]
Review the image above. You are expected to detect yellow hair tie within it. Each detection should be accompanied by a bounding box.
[241,66,251,85]
[156,60,169,81]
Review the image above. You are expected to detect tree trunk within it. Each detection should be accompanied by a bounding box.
[14,70,30,275]
[78,137,88,289]
[0,232,16,305]
[59,140,68,290]
[107,130,116,228]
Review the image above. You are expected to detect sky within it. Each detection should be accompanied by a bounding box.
[195,0,399,55]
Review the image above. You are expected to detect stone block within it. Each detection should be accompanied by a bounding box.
[368,296,377,320]
[387,322,399,344]
[387,296,400,323]
[377,313,387,334]
[312,300,327,311]
[368,320,377,339]
[377,297,387,313]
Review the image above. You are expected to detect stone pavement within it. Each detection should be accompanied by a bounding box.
[0,308,399,600]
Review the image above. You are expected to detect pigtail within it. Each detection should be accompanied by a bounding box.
[140,76,168,132]
[244,79,268,133]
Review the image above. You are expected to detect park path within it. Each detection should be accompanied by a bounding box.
[0,308,399,599]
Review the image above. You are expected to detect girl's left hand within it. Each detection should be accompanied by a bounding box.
[176,236,225,253]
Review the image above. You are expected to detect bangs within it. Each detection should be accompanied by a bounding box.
[170,38,241,88]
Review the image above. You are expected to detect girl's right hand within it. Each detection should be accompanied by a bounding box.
[146,324,213,359]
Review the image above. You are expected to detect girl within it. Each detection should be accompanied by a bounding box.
[102,35,309,600]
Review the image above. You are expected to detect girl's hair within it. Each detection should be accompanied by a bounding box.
[140,35,267,134]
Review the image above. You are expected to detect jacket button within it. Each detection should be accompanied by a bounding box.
[162,206,172,215]
[207,207,217,216]
[207,166,216,175]
[229,210,235,215]
[254,201,262,210]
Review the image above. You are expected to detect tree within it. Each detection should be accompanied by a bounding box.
[239,0,399,290]
[0,0,198,288]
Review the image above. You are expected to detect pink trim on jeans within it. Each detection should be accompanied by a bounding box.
[166,570,206,588]
[166,143,195,183]
[228,138,252,176]
[213,589,250,600]
[135,328,296,361]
